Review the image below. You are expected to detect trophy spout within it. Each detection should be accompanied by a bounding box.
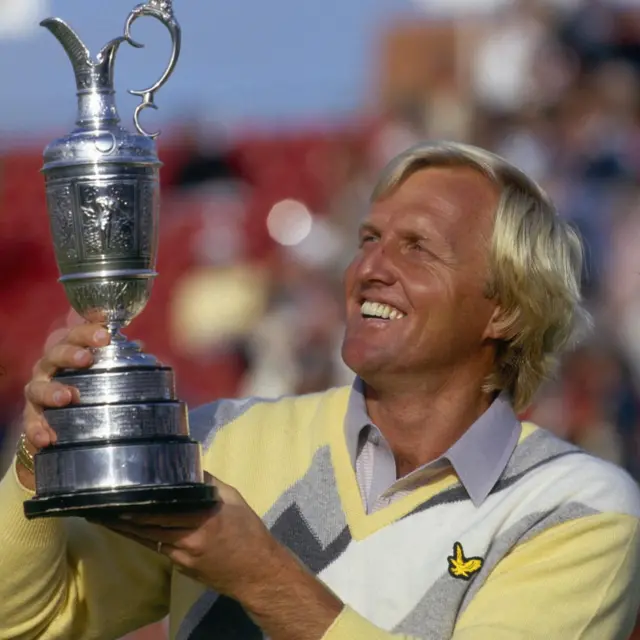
[39,18,92,84]
[40,18,127,128]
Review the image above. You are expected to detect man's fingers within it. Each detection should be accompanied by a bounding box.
[34,324,111,379]
[105,521,193,543]
[25,380,76,409]
[93,523,192,571]
[35,344,93,379]
[65,309,86,328]
[23,379,78,448]
[119,511,212,528]
[23,414,57,449]
[44,320,106,355]
[92,522,165,554]
[65,323,111,349]
[19,321,109,452]
[44,327,72,354]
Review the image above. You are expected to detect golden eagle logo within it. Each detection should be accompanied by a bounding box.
[447,542,483,580]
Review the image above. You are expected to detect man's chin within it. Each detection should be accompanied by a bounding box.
[341,342,392,381]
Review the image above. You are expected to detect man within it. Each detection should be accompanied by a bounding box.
[1,142,639,640]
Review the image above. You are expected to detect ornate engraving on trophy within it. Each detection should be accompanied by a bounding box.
[139,179,158,257]
[78,183,136,257]
[47,183,79,263]
[63,279,151,325]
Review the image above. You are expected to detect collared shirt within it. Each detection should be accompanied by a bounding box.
[344,377,522,513]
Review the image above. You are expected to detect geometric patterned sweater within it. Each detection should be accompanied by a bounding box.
[1,385,640,640]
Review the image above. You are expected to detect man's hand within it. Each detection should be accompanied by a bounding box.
[98,474,344,640]
[99,475,277,598]
[19,321,110,490]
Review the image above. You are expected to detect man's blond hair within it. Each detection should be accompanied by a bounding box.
[372,141,591,412]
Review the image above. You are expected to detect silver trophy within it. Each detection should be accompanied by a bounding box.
[24,1,215,518]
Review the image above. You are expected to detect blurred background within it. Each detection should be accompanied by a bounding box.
[1,0,640,638]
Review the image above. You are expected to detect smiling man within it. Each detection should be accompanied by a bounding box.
[2,142,640,640]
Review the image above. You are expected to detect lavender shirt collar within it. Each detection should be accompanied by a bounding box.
[344,377,522,507]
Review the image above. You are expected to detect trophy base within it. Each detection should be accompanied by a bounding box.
[28,355,215,520]
[24,483,216,519]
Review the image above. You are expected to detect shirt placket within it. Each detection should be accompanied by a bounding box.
[357,426,398,514]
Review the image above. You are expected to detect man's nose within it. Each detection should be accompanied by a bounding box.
[357,242,397,286]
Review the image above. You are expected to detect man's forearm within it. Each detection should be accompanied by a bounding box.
[237,542,344,640]
[0,463,69,638]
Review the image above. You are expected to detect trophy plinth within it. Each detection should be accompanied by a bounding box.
[24,1,215,519]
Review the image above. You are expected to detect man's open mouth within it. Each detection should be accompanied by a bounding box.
[360,301,406,320]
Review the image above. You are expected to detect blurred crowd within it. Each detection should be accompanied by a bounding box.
[1,1,640,636]
[469,0,640,478]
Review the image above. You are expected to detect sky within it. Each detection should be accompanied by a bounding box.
[0,0,422,145]
[0,0,592,144]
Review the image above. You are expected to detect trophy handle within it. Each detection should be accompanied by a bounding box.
[123,1,181,138]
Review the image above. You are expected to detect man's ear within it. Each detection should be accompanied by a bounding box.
[483,305,515,341]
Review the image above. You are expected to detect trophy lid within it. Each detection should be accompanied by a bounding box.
[42,127,161,173]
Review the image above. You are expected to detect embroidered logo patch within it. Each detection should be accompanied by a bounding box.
[447,542,483,580]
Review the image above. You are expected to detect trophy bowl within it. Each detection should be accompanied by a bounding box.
[24,1,216,519]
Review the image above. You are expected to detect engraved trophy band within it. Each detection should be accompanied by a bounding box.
[24,1,216,518]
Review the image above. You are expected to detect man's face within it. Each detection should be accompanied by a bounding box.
[341,166,502,383]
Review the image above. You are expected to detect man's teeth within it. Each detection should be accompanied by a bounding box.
[360,301,405,319]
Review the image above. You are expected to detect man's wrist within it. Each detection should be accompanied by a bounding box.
[16,433,35,473]
[14,433,37,491]
[237,540,343,640]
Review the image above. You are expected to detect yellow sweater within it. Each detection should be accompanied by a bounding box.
[1,386,640,639]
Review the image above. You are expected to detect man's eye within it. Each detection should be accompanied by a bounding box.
[359,234,378,247]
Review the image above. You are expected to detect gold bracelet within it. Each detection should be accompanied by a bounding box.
[16,433,35,474]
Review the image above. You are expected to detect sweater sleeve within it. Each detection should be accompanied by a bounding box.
[320,512,640,640]
[0,462,172,640]
[321,607,416,639]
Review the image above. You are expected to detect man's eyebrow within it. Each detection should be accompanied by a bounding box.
[358,222,380,237]
[399,226,460,262]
